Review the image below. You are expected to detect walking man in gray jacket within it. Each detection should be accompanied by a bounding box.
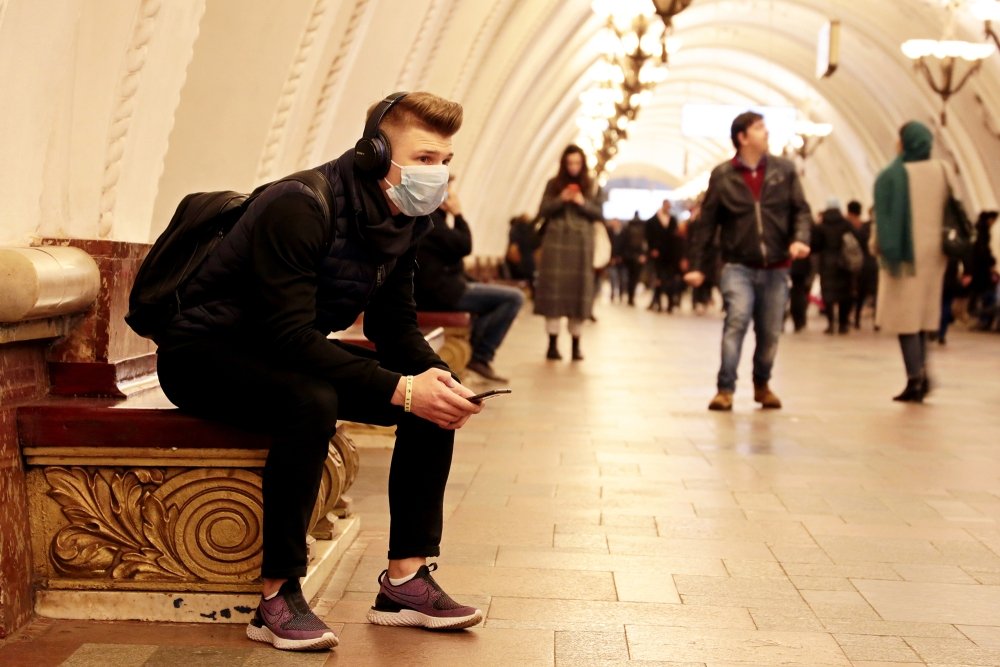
[685,111,812,411]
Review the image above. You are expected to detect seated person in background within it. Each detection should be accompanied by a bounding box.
[414,180,525,382]
[505,213,539,295]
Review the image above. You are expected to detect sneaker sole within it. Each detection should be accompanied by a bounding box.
[246,623,339,651]
[366,608,483,630]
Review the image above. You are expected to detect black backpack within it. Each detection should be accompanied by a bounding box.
[126,169,334,340]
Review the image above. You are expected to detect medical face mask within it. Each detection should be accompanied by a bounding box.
[383,160,449,217]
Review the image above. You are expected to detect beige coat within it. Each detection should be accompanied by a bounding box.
[871,160,948,334]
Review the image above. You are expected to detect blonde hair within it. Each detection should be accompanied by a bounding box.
[367,92,463,139]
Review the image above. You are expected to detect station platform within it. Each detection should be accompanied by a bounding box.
[3,299,999,666]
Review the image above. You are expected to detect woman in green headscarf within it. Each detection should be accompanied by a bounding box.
[871,121,949,402]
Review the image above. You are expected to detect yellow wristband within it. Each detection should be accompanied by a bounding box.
[403,375,414,413]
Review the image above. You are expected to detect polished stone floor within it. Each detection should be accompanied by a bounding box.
[3,294,1000,666]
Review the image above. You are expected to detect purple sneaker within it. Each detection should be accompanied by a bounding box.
[246,579,338,651]
[367,563,483,630]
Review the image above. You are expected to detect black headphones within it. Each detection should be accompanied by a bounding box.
[354,91,408,178]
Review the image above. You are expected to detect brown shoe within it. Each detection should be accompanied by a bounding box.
[754,384,782,409]
[708,391,734,411]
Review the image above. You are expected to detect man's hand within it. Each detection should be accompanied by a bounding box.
[392,369,481,429]
[441,185,462,216]
[789,241,810,260]
[684,271,705,287]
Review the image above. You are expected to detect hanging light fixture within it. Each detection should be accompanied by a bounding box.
[583,0,692,177]
[651,0,695,62]
[783,120,833,173]
[901,0,996,124]
[970,0,1000,49]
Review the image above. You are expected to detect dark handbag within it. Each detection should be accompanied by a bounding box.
[940,164,973,260]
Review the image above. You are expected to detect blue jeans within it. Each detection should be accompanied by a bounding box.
[454,283,525,364]
[717,263,789,392]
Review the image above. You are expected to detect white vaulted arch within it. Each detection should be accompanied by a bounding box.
[1,0,998,253]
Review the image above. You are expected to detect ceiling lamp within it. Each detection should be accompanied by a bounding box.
[970,0,1000,49]
[651,0,695,31]
[783,120,833,174]
[901,2,997,124]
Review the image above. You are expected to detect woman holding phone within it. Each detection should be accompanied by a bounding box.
[534,144,604,361]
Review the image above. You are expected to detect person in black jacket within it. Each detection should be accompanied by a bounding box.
[618,213,648,305]
[154,92,485,651]
[504,213,539,293]
[685,111,812,411]
[414,181,524,382]
[846,200,878,328]
[812,201,855,334]
[645,201,686,312]
[968,210,999,330]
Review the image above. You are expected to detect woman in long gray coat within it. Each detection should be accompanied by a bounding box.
[872,121,948,402]
[534,145,603,361]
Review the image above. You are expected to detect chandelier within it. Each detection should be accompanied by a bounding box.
[580,0,692,179]
[783,120,833,174]
[901,0,996,124]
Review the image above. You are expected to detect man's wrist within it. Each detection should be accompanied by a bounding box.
[403,375,414,413]
[391,376,406,406]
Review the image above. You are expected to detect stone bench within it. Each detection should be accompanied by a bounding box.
[332,313,470,377]
[416,311,472,376]
[18,387,360,624]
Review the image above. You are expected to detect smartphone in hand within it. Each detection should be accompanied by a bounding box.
[467,389,512,404]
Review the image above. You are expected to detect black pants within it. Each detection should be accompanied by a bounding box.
[899,332,928,380]
[157,338,454,579]
[854,273,877,325]
[826,298,853,330]
[789,273,811,330]
[622,259,643,304]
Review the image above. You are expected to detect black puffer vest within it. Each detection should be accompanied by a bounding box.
[163,149,431,342]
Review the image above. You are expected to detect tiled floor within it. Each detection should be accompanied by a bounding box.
[3,296,1000,666]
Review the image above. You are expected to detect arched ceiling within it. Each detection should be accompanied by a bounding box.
[452,0,1000,250]
[3,0,999,254]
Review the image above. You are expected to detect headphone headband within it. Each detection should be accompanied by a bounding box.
[362,91,408,141]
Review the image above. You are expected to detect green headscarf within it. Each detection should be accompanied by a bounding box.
[873,121,933,275]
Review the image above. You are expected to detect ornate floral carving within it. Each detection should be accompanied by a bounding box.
[45,467,263,582]
[40,433,360,585]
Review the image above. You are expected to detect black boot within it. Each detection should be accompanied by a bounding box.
[546,334,561,360]
[571,336,584,361]
[893,379,925,403]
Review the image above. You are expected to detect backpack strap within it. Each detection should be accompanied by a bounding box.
[281,169,336,250]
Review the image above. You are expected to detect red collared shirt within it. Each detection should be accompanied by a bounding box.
[731,154,767,202]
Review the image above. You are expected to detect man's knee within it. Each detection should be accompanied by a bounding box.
[286,380,339,436]
[723,300,753,333]
[507,287,526,309]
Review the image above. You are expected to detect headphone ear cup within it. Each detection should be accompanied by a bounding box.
[370,131,391,179]
[354,131,391,177]
[354,137,378,174]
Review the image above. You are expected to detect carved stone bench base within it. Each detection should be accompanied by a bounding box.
[19,395,362,623]
[33,515,359,624]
